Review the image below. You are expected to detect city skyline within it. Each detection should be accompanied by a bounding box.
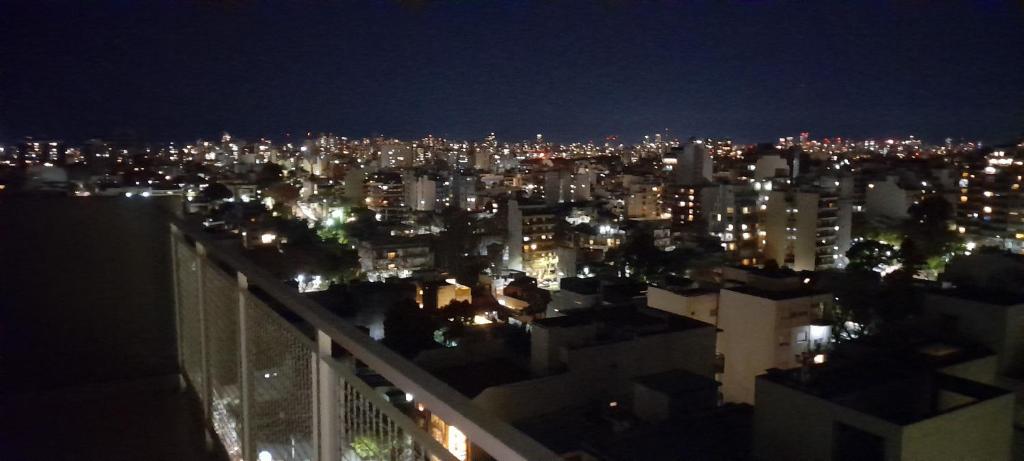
[4,3,1024,460]
[3,1,1023,144]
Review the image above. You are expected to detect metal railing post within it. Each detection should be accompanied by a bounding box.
[238,272,253,461]
[310,350,321,461]
[195,242,214,448]
[169,225,185,390]
[317,331,339,461]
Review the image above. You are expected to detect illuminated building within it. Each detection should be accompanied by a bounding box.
[377,140,414,169]
[763,186,852,271]
[670,139,712,185]
[365,171,408,222]
[753,154,791,179]
[357,236,433,281]
[718,283,833,404]
[955,149,1024,252]
[406,174,439,212]
[342,167,367,203]
[416,279,472,310]
[449,172,478,211]
[622,176,663,219]
[702,182,760,263]
[668,184,702,232]
[16,138,65,166]
[506,200,558,285]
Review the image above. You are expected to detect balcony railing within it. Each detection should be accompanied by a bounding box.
[170,221,560,461]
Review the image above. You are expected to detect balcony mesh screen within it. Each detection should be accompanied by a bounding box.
[175,239,205,407]
[245,292,316,461]
[203,261,243,460]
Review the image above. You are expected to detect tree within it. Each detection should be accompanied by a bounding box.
[436,208,482,274]
[274,216,317,245]
[827,269,882,341]
[265,182,300,208]
[382,299,440,357]
[341,207,380,242]
[317,218,349,244]
[255,163,284,187]
[845,240,897,272]
[876,267,921,326]
[908,194,952,226]
[897,237,927,277]
[201,182,233,201]
[902,194,960,276]
[321,243,361,282]
[605,227,663,280]
[443,299,478,324]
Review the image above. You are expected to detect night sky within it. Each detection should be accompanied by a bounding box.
[2,1,1022,144]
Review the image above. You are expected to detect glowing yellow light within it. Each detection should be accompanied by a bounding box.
[447,426,468,461]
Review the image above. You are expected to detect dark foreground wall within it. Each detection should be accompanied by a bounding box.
[0,196,217,461]
[0,196,178,392]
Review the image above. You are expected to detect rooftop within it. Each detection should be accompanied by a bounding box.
[632,369,719,397]
[533,306,712,336]
[927,287,1024,307]
[723,285,830,301]
[430,358,533,398]
[515,402,753,460]
[761,362,1010,425]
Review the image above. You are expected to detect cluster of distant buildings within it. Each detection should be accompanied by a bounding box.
[3,130,1024,459]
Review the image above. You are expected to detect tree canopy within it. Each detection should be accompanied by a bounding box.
[382,299,440,357]
[845,240,897,272]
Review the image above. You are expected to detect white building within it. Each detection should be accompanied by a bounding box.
[754,364,1014,461]
[717,286,832,404]
[646,286,719,326]
[763,187,852,271]
[672,140,712,185]
[865,175,919,222]
[625,181,663,219]
[406,175,438,212]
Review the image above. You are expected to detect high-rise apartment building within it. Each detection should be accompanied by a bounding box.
[506,200,558,284]
[671,139,712,186]
[16,138,65,166]
[956,149,1024,252]
[763,187,852,271]
[702,183,761,264]
[365,171,407,222]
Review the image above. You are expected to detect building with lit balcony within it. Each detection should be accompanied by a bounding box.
[717,285,833,404]
[365,171,408,222]
[506,200,559,285]
[702,182,761,264]
[16,138,66,166]
[357,236,434,281]
[955,148,1024,252]
[622,175,664,220]
[763,186,852,271]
